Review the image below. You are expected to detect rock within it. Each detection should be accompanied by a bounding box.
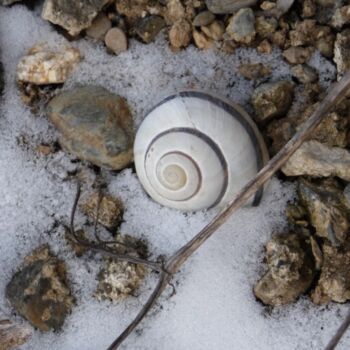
[301,0,316,18]
[263,0,295,18]
[201,20,225,41]
[135,15,166,43]
[257,39,272,54]
[193,29,214,49]
[169,19,192,49]
[105,28,128,55]
[80,192,124,230]
[6,245,74,331]
[238,63,271,80]
[312,241,350,304]
[291,64,318,84]
[267,104,348,154]
[95,235,148,301]
[42,0,111,36]
[192,11,215,27]
[204,0,257,14]
[297,179,350,244]
[331,5,350,29]
[282,141,350,181]
[255,16,278,39]
[315,34,335,58]
[17,44,82,85]
[0,0,21,4]
[334,29,350,78]
[165,0,186,24]
[251,80,294,123]
[226,8,255,44]
[0,319,31,350]
[46,86,134,170]
[86,13,112,40]
[254,233,317,306]
[271,30,287,49]
[282,47,313,64]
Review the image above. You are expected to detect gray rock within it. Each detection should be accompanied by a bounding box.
[331,5,350,29]
[135,15,166,44]
[251,80,294,123]
[205,0,256,14]
[282,140,350,181]
[291,64,318,84]
[334,29,350,77]
[6,245,74,332]
[226,8,256,44]
[312,241,350,304]
[0,319,31,350]
[297,179,350,245]
[42,0,111,36]
[254,233,317,306]
[192,11,215,27]
[46,86,134,170]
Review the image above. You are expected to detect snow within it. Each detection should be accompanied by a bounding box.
[0,3,348,350]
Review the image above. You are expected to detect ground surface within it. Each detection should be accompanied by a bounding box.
[0,4,349,350]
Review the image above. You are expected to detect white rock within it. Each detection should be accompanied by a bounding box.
[17,44,82,85]
[282,140,350,181]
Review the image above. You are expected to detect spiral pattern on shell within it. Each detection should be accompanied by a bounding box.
[134,91,269,211]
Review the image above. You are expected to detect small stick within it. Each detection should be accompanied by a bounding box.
[106,72,350,349]
[324,310,350,350]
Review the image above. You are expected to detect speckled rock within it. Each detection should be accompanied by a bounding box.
[42,0,111,36]
[297,179,350,245]
[205,0,257,14]
[80,192,124,230]
[254,233,317,306]
[291,64,318,84]
[135,15,166,43]
[46,86,134,170]
[95,235,148,301]
[0,319,31,350]
[251,80,294,123]
[226,8,256,44]
[17,44,82,85]
[6,245,74,332]
[282,140,350,181]
[334,29,350,77]
[312,241,350,304]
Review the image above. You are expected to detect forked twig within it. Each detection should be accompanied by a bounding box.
[92,72,350,349]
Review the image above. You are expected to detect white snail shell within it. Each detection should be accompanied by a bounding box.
[134,91,269,211]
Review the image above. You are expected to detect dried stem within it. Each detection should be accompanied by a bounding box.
[69,183,164,273]
[325,309,350,350]
[102,72,350,349]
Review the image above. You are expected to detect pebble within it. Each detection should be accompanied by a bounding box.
[86,13,112,40]
[6,245,74,331]
[135,15,166,43]
[105,27,128,55]
[17,44,82,85]
[193,29,214,49]
[238,63,271,80]
[282,46,313,64]
[46,86,134,170]
[226,8,256,44]
[282,140,350,181]
[0,319,32,350]
[201,20,225,41]
[204,0,257,14]
[251,80,294,123]
[291,64,318,84]
[0,0,21,4]
[192,11,215,27]
[169,19,192,49]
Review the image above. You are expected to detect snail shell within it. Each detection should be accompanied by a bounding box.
[134,91,269,211]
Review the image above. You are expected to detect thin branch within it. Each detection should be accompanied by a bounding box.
[69,183,164,273]
[325,309,350,350]
[105,71,350,350]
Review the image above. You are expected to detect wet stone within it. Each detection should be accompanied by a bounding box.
[46,86,134,170]
[6,245,74,332]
